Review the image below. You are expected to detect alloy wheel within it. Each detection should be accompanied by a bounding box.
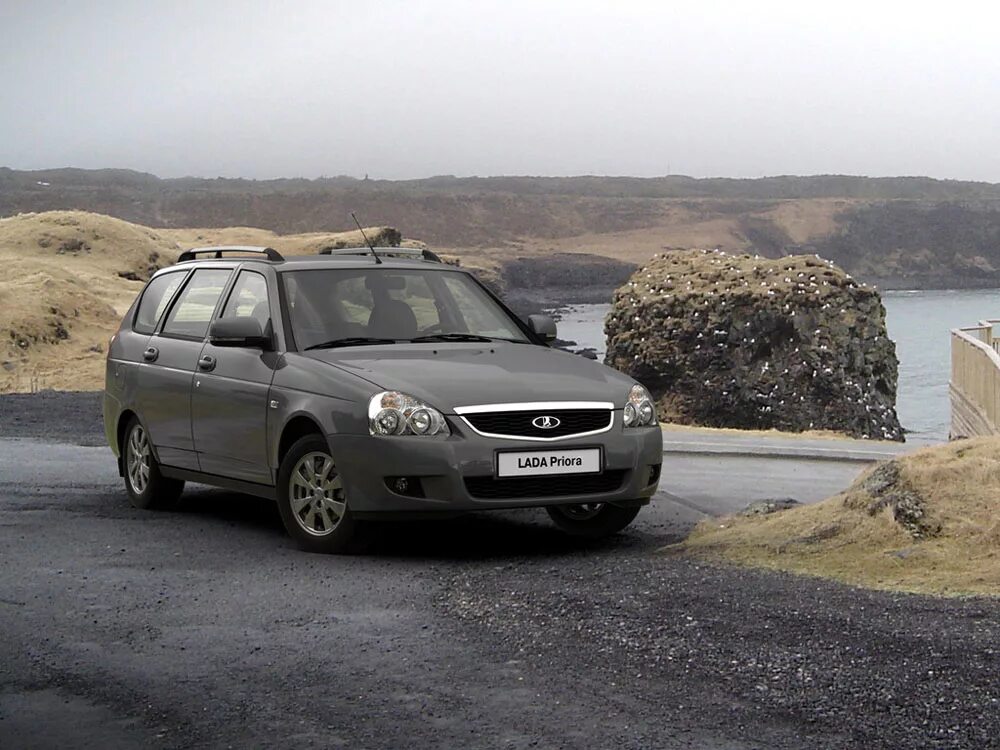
[127,424,151,494]
[289,451,346,536]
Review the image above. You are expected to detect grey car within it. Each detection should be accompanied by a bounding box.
[104,245,662,553]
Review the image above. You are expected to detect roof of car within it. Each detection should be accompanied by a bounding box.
[167,245,463,274]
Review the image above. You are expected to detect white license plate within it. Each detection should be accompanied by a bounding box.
[496,448,602,478]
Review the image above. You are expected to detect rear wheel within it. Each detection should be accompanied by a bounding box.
[122,417,184,510]
[276,435,358,554]
[546,502,640,538]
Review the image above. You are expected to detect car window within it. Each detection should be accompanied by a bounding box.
[281,268,528,349]
[133,271,186,334]
[338,276,374,324]
[161,269,233,339]
[440,275,523,338]
[392,274,440,330]
[220,271,270,325]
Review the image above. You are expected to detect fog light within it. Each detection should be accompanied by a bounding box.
[648,464,662,486]
[385,477,426,498]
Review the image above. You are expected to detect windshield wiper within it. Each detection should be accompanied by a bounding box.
[408,333,497,343]
[304,337,398,351]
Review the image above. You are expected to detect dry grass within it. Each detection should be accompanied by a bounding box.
[158,226,422,254]
[760,199,853,244]
[0,211,413,392]
[673,437,1000,596]
[461,198,858,266]
[0,211,182,391]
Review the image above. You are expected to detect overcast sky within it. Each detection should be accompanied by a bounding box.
[2,0,999,181]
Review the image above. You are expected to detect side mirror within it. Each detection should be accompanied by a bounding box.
[209,317,269,348]
[527,314,557,343]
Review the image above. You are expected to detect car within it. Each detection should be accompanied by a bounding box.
[103,245,663,553]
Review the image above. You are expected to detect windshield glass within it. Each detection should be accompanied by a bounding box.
[282,268,531,350]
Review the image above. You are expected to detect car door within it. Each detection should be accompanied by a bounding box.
[190,268,279,485]
[134,267,234,471]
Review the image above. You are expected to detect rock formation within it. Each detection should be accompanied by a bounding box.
[604,249,903,440]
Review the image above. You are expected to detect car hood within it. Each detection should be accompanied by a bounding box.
[305,343,635,411]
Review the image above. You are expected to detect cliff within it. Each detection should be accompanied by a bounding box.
[605,250,903,440]
[7,169,1000,291]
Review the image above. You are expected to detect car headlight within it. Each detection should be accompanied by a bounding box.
[368,391,450,436]
[623,384,657,427]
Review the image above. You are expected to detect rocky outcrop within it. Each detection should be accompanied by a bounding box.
[452,253,637,315]
[498,253,637,312]
[604,249,903,440]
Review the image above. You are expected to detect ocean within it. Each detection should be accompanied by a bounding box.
[550,289,1000,445]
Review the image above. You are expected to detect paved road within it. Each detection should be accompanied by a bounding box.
[661,427,908,462]
[0,436,869,536]
[3,420,998,749]
[0,436,827,750]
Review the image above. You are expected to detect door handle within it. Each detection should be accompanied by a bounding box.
[142,346,159,363]
[197,355,216,372]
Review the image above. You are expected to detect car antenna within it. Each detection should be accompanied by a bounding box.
[351,212,382,265]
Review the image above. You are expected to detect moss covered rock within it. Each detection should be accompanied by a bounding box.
[605,249,903,440]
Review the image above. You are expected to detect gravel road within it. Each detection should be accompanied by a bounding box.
[1,393,998,749]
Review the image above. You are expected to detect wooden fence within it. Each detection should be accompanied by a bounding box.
[951,320,1000,439]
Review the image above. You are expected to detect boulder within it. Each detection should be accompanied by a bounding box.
[604,249,903,440]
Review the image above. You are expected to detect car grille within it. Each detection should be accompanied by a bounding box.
[464,470,627,500]
[461,408,613,439]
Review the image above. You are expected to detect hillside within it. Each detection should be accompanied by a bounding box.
[5,168,1000,289]
[0,212,408,392]
[676,437,1000,596]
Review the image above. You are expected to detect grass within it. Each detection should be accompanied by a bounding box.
[671,437,1000,596]
[0,211,413,392]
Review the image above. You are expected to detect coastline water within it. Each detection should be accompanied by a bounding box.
[550,289,1000,445]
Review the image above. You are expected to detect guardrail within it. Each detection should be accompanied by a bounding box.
[950,320,1000,438]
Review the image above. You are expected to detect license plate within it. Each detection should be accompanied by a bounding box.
[496,448,602,478]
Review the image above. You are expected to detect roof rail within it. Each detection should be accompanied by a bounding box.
[178,245,285,263]
[318,246,442,263]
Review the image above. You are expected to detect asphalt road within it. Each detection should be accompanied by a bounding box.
[2,394,999,749]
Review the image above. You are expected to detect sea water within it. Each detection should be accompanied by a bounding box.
[550,289,1000,445]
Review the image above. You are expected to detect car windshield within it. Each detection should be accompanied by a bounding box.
[282,268,531,351]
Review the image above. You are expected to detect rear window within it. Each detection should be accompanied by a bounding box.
[133,271,187,334]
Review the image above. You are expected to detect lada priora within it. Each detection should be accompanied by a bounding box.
[104,245,662,553]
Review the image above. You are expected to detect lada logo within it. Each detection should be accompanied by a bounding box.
[532,415,561,429]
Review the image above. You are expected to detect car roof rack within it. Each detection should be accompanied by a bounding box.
[177,245,285,263]
[318,246,443,263]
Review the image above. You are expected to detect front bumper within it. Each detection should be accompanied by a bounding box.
[327,420,663,516]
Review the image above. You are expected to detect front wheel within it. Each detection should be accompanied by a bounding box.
[122,417,184,510]
[546,503,641,538]
[276,435,358,554]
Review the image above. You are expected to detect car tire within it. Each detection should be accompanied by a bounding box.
[546,503,641,538]
[122,416,184,510]
[276,434,358,554]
